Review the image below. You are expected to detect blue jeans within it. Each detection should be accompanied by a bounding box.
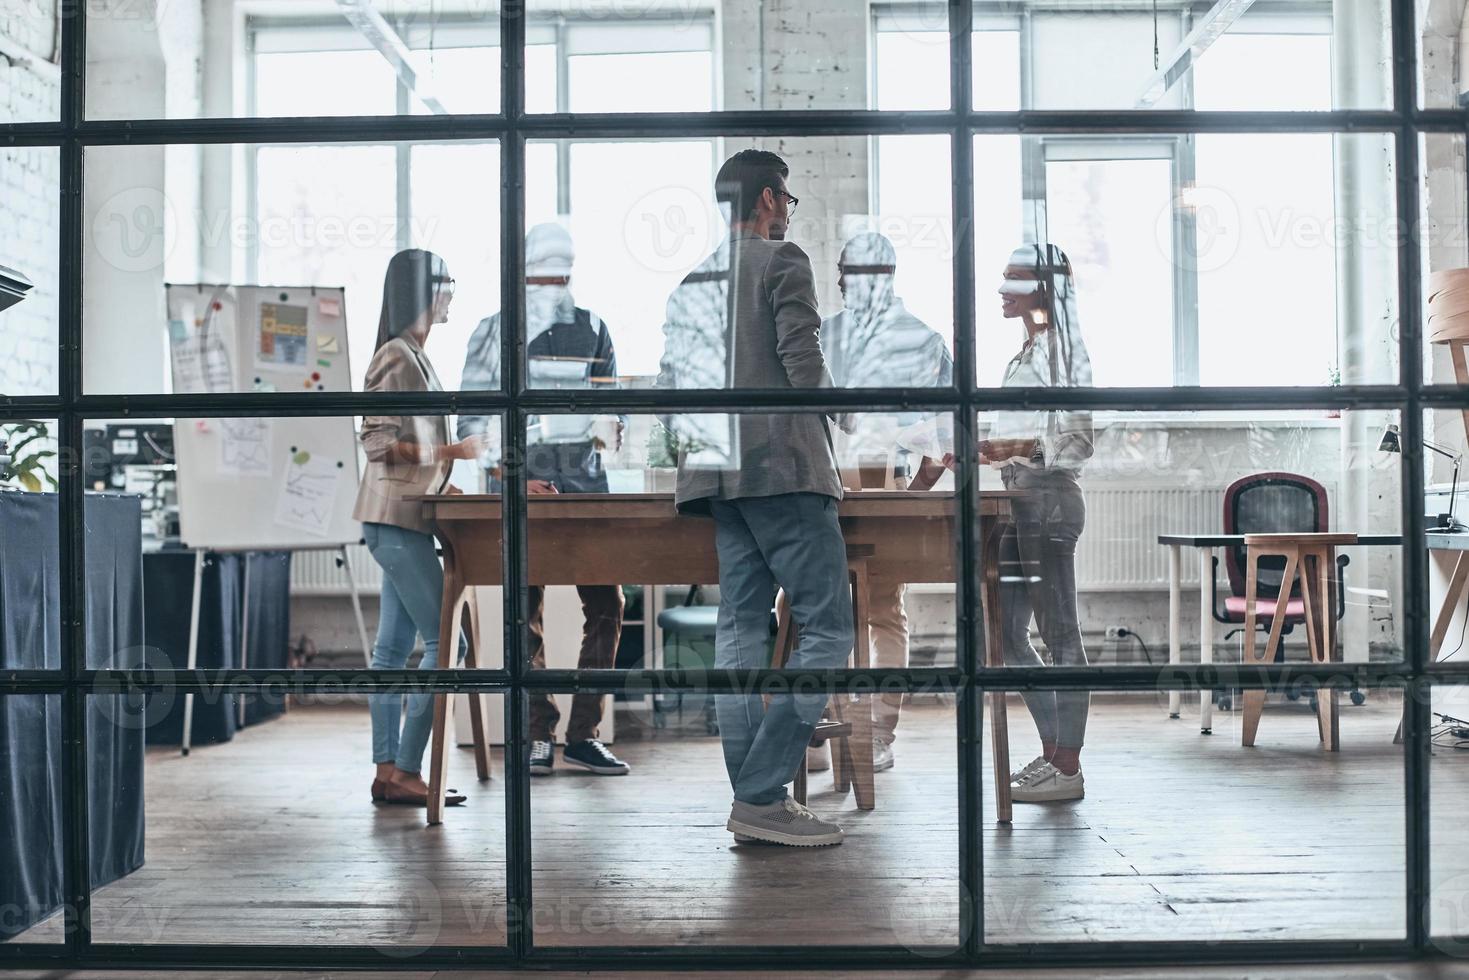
[364,522,461,773]
[710,493,854,805]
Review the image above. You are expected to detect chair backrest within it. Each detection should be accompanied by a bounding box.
[1222,472,1329,599]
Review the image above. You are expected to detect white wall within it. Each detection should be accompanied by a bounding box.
[0,0,61,396]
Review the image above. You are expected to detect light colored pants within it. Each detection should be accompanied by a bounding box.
[867,577,908,745]
[363,521,462,773]
[710,493,855,806]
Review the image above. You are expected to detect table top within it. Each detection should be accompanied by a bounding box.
[1158,533,1404,547]
[1427,531,1469,551]
[412,490,1021,521]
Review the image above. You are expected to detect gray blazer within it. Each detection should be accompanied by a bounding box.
[351,336,453,535]
[657,230,842,514]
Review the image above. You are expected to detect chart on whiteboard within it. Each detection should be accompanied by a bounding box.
[273,450,344,538]
[218,418,272,476]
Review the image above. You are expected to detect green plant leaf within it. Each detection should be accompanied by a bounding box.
[19,472,40,492]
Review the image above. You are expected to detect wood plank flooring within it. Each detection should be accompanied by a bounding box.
[10,691,1469,952]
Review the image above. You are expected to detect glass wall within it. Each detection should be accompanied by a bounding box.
[1,0,1457,970]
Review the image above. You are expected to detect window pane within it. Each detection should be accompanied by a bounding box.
[82,141,509,395]
[1,145,59,396]
[0,695,64,944]
[534,6,946,113]
[984,683,1406,941]
[974,4,1389,111]
[0,5,60,123]
[568,52,713,114]
[1433,684,1469,946]
[86,1,500,120]
[1044,156,1175,389]
[971,30,1022,111]
[970,133,1398,389]
[1423,133,1468,392]
[88,689,507,947]
[510,136,952,390]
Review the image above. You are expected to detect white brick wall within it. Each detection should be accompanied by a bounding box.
[1,0,61,396]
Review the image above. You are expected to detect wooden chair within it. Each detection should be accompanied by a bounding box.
[1240,532,1357,751]
[772,543,877,811]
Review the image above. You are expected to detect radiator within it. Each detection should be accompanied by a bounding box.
[1075,483,1225,591]
[291,543,381,596]
[287,485,1295,596]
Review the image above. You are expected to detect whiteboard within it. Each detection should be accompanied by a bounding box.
[165,284,361,551]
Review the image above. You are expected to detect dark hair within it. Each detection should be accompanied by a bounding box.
[375,248,449,352]
[715,149,789,224]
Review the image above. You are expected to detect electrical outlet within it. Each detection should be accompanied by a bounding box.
[1104,626,1125,641]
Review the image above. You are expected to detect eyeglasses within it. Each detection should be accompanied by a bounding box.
[434,276,456,295]
[778,189,799,214]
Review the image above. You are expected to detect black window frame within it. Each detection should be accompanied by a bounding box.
[1,0,1464,969]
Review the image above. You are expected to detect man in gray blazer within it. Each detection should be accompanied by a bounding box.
[657,149,852,846]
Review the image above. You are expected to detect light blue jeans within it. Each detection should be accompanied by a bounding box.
[710,493,854,806]
[364,522,461,773]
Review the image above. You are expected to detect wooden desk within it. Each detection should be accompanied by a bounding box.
[1394,531,1469,743]
[415,491,1019,826]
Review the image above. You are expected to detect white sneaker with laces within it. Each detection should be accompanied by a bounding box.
[728,797,844,846]
[1010,754,1048,784]
[1011,762,1084,803]
[872,738,894,772]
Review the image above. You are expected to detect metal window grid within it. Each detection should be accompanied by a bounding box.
[0,0,1465,969]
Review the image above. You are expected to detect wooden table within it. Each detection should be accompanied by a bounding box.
[1394,530,1469,742]
[414,490,1020,825]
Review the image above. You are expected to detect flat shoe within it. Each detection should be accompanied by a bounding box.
[371,778,387,802]
[383,785,466,807]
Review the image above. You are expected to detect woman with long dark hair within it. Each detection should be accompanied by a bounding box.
[987,242,1095,803]
[352,249,483,806]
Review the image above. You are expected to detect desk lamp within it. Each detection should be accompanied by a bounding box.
[1379,423,1463,531]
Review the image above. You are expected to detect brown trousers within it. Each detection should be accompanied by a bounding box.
[527,584,625,743]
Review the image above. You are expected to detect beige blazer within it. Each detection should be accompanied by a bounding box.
[351,336,453,535]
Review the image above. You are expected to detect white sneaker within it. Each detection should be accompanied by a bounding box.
[728,797,844,846]
[1011,762,1084,803]
[1010,754,1048,784]
[806,742,830,772]
[872,738,894,772]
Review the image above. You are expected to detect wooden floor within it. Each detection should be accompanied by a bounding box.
[11,691,1469,952]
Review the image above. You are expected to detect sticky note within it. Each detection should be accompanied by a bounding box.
[318,297,341,317]
[168,319,186,341]
[317,358,331,368]
[317,335,340,354]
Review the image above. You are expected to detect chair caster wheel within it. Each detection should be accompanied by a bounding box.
[1201,727,1212,735]
[1350,690,1367,706]
[1169,712,1180,719]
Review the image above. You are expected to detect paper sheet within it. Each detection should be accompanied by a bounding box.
[258,302,310,368]
[894,415,954,460]
[170,332,232,393]
[219,418,272,477]
[273,451,343,538]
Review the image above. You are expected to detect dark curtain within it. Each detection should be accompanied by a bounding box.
[0,492,146,940]
[141,550,292,745]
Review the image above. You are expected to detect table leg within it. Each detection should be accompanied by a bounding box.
[427,568,465,827]
[463,590,492,782]
[1199,547,1215,734]
[1168,544,1181,718]
[1395,551,1469,743]
[982,518,1012,824]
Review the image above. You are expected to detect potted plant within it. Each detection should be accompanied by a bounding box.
[0,420,58,492]
[1325,364,1342,419]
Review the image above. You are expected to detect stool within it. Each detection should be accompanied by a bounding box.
[773,543,876,810]
[655,600,720,734]
[1240,532,1357,750]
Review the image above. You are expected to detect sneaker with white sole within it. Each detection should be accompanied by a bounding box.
[727,797,844,846]
[529,740,554,776]
[872,738,894,772]
[562,738,630,775]
[1011,762,1084,803]
[806,742,830,772]
[1010,754,1048,784]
